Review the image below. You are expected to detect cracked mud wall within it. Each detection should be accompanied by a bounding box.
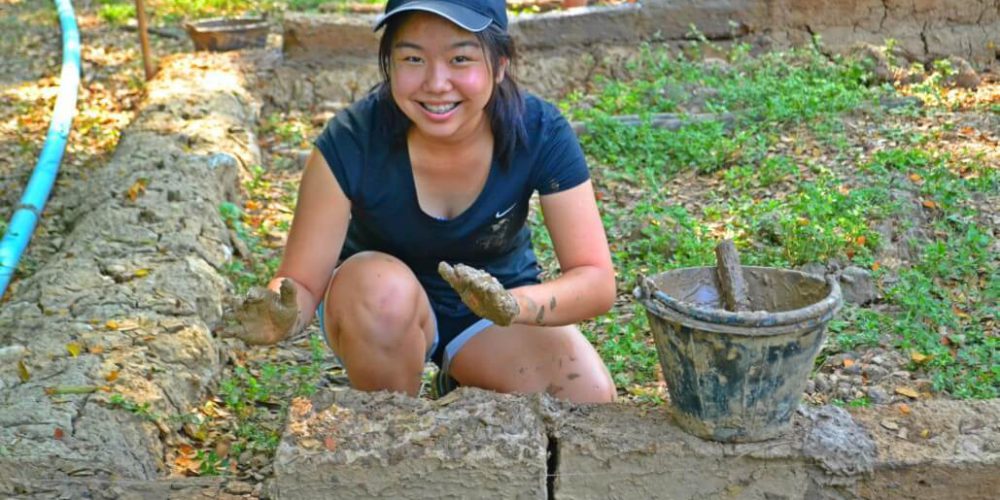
[0,53,258,496]
[260,0,998,112]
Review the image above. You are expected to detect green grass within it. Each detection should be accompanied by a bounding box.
[551,38,998,399]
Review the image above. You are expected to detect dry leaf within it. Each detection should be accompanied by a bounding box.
[910,351,931,364]
[126,178,148,202]
[66,342,82,357]
[18,360,30,382]
[898,403,911,415]
[105,320,119,330]
[133,268,150,278]
[895,387,920,399]
[843,359,855,368]
[54,428,64,440]
[88,345,105,354]
[854,235,867,246]
[871,262,881,272]
[908,173,923,184]
[324,435,337,452]
[921,200,937,209]
[920,429,930,439]
[178,444,196,457]
[175,455,201,475]
[105,370,119,382]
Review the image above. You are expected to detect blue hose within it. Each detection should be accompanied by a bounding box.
[0,0,80,298]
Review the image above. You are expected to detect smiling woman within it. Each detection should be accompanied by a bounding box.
[222,0,618,404]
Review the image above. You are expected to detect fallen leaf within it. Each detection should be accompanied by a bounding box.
[126,178,148,202]
[66,342,82,357]
[215,439,230,458]
[854,235,867,246]
[105,320,119,330]
[178,444,195,457]
[921,199,937,209]
[910,351,931,364]
[895,387,920,399]
[105,370,119,382]
[18,360,30,382]
[872,262,881,272]
[908,173,923,184]
[299,438,320,449]
[175,455,201,475]
[133,268,150,278]
[898,403,911,415]
[324,435,337,452]
[54,428,64,440]
[88,345,104,354]
[843,359,855,368]
[920,429,930,439]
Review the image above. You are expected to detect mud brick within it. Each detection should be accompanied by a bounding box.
[273,387,547,499]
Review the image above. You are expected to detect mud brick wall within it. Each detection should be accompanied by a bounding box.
[259,0,999,111]
[0,53,258,496]
[274,388,1000,499]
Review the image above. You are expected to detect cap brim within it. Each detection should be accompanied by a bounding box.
[373,1,493,32]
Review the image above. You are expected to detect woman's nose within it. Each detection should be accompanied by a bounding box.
[423,62,452,92]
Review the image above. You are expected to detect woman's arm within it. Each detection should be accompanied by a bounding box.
[510,180,616,326]
[265,148,351,339]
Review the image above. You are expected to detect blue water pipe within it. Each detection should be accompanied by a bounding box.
[0,0,80,298]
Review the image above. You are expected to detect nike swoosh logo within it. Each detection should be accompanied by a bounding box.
[495,203,516,218]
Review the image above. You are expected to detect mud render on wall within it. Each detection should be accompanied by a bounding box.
[263,0,1000,109]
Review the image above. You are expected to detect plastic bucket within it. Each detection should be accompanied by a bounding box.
[636,266,842,442]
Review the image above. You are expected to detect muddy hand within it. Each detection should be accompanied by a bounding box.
[220,278,299,345]
[438,262,519,326]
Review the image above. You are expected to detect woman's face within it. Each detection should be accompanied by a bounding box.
[389,13,504,143]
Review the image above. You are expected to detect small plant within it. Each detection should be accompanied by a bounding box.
[98,1,135,26]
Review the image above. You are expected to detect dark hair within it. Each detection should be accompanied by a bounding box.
[376,14,526,169]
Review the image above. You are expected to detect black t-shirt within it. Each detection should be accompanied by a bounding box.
[314,91,589,314]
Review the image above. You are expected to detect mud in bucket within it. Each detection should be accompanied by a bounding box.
[636,267,842,442]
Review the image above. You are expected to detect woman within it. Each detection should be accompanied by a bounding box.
[223,0,616,404]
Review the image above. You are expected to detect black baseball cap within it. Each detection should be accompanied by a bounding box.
[373,0,509,32]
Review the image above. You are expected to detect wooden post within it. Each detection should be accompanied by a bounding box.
[715,239,751,312]
[134,0,155,80]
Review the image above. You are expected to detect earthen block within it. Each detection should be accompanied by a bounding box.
[273,387,547,499]
[550,404,875,499]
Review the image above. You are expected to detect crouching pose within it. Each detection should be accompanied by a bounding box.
[223,0,616,403]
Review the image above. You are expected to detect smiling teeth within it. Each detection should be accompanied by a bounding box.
[423,103,458,114]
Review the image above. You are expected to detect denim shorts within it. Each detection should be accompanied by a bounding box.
[316,300,494,375]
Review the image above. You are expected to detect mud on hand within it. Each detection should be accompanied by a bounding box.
[219,278,299,345]
[438,262,519,327]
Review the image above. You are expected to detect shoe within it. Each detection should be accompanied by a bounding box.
[431,369,460,399]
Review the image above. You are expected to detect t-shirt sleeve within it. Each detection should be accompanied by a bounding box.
[313,106,366,202]
[532,105,590,195]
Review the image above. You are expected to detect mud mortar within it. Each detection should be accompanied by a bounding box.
[0,52,259,497]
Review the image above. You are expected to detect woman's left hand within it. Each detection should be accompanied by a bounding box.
[438,262,519,326]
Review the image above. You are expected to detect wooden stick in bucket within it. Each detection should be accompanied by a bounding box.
[715,239,750,312]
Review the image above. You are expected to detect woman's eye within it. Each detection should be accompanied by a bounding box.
[452,55,472,63]
[401,56,422,63]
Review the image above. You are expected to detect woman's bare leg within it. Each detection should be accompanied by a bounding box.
[447,324,615,403]
[322,251,435,396]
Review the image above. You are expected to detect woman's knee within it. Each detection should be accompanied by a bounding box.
[554,329,617,403]
[326,251,427,348]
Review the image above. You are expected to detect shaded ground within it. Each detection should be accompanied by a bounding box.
[0,0,997,495]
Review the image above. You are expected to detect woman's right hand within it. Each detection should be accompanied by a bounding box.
[220,278,300,345]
